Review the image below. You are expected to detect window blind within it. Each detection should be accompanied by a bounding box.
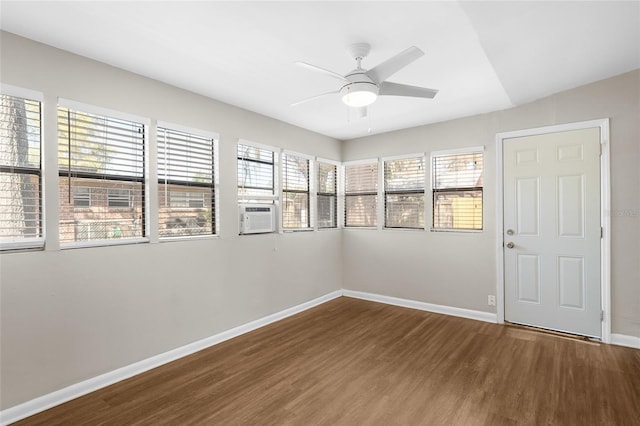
[158,127,215,238]
[432,151,483,230]
[384,156,425,229]
[0,94,42,247]
[58,107,145,244]
[282,153,309,229]
[344,161,378,227]
[317,161,337,228]
[237,143,275,199]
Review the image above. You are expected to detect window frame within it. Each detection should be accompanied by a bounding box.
[57,99,149,249]
[382,153,427,230]
[430,146,484,232]
[237,140,278,203]
[72,186,92,208]
[0,86,44,251]
[316,158,339,230]
[343,158,379,229]
[237,140,279,235]
[281,150,313,231]
[157,122,218,240]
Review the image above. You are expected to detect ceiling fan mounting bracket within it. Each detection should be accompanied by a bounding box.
[347,42,371,60]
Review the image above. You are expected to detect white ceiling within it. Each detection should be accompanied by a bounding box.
[1,1,639,140]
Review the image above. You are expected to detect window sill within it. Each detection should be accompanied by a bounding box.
[343,226,377,230]
[383,227,426,232]
[60,237,149,250]
[159,234,219,243]
[430,228,483,233]
[0,238,45,252]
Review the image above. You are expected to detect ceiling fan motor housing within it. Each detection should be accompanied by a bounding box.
[341,71,379,107]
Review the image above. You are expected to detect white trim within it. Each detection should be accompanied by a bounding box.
[315,159,339,230]
[430,145,485,157]
[0,290,343,426]
[60,237,149,250]
[156,121,219,141]
[342,290,497,323]
[0,238,45,251]
[342,157,378,166]
[381,152,425,162]
[282,149,314,161]
[0,84,43,101]
[237,138,278,153]
[495,119,611,343]
[316,157,341,167]
[610,333,640,349]
[57,98,149,126]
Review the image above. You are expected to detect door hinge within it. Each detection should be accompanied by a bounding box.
[599,143,603,156]
[600,310,604,321]
[601,226,603,239]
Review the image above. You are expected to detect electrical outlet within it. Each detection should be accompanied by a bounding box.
[488,295,496,306]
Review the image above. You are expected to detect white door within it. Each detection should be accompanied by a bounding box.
[503,127,601,338]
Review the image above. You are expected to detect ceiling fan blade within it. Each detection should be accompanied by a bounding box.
[295,61,349,82]
[291,90,340,107]
[379,81,438,99]
[366,46,424,84]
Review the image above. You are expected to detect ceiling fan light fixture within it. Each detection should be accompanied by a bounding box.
[341,82,378,107]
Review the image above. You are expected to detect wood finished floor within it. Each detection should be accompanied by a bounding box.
[13,297,640,425]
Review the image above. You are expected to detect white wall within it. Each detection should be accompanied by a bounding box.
[342,69,640,339]
[0,32,342,409]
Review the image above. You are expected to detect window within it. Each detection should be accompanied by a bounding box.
[237,143,275,201]
[58,106,145,244]
[169,191,205,208]
[282,152,310,229]
[384,156,425,229]
[158,126,215,238]
[73,187,92,207]
[344,161,378,227]
[432,150,483,230]
[0,93,42,249]
[317,161,337,228]
[108,188,132,208]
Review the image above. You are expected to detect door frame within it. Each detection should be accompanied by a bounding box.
[495,119,611,342]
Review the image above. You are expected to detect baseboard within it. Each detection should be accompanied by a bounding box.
[0,290,342,426]
[610,333,640,349]
[342,289,497,323]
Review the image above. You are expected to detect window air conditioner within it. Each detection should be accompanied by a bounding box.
[239,204,275,234]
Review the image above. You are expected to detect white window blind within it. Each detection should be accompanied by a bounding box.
[384,156,425,229]
[58,107,145,244]
[158,127,215,238]
[432,151,483,230]
[282,153,310,229]
[0,94,42,248]
[344,161,378,227]
[317,161,337,228]
[237,143,275,200]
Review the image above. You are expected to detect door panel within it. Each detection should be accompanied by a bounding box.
[516,254,540,303]
[504,127,601,337]
[516,177,539,235]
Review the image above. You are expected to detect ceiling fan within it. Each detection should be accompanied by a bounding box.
[292,43,438,117]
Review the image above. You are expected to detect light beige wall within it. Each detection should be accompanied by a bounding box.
[342,69,640,338]
[0,32,342,409]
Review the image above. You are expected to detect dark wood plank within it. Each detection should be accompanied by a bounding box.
[13,297,640,425]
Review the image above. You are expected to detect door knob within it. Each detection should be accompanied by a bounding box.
[506,242,515,249]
